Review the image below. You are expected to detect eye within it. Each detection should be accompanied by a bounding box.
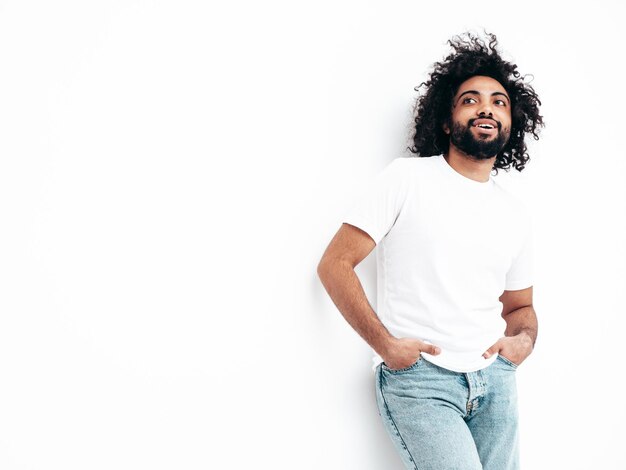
[462,97,477,104]
[495,99,507,106]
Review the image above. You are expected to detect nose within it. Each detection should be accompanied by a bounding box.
[477,102,494,117]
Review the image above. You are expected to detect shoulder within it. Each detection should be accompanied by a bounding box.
[375,156,418,178]
[393,155,439,165]
[380,156,438,185]
[372,155,443,193]
[385,155,438,174]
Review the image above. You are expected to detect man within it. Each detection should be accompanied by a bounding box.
[317,32,544,470]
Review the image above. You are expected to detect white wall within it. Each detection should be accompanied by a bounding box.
[0,1,624,468]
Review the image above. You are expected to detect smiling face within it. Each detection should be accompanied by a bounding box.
[443,75,512,160]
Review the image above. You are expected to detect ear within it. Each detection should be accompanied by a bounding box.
[442,122,450,135]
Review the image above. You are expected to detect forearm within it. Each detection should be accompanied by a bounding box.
[503,305,538,348]
[317,260,394,356]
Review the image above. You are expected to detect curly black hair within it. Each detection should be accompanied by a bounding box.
[408,31,544,173]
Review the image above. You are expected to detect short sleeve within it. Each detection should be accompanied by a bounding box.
[504,218,534,291]
[342,158,411,245]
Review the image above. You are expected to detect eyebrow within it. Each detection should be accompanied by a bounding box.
[456,90,510,104]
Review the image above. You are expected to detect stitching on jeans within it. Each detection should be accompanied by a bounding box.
[382,357,422,374]
[497,354,518,369]
[378,369,419,470]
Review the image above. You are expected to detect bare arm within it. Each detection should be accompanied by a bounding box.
[483,286,537,365]
[317,223,440,369]
[501,286,537,346]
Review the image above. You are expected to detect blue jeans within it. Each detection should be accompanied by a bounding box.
[375,355,519,470]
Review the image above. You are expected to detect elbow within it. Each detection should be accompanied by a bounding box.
[317,257,336,278]
[317,256,348,280]
[317,258,329,280]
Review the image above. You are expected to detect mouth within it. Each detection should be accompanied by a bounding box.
[471,119,498,135]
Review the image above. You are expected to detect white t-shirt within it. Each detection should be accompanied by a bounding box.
[343,154,533,373]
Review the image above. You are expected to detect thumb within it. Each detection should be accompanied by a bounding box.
[421,343,441,355]
[483,341,502,359]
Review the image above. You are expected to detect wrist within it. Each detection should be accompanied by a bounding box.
[375,335,398,358]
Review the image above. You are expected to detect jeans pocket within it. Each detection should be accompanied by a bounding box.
[381,356,423,374]
[496,354,518,370]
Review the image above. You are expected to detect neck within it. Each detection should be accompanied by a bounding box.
[444,144,496,183]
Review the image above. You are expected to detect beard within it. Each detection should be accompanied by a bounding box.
[450,120,510,160]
